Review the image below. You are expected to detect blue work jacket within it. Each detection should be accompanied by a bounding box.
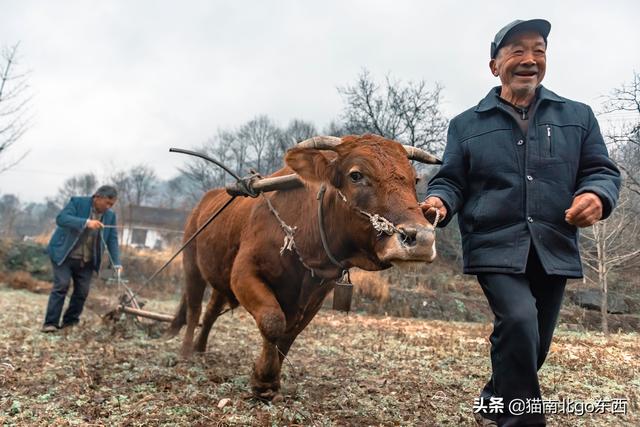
[47,196,121,271]
[427,86,621,277]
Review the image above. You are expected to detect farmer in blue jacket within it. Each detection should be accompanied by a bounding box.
[421,19,620,426]
[42,185,122,332]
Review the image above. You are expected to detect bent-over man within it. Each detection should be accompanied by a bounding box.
[42,185,122,332]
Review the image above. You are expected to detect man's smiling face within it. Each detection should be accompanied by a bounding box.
[490,30,547,105]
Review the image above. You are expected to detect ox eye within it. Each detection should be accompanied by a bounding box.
[349,171,363,182]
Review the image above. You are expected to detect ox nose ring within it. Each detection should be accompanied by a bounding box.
[398,226,417,247]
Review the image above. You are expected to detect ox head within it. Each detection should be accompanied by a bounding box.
[285,134,440,269]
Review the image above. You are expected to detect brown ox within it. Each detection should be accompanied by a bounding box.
[169,134,438,400]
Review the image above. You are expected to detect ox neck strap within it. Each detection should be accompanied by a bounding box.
[316,184,349,273]
[317,184,355,313]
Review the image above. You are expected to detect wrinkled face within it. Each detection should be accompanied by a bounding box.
[93,196,117,213]
[285,134,436,267]
[490,31,547,103]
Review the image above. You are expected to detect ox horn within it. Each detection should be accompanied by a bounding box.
[295,136,343,149]
[296,135,442,165]
[403,145,442,165]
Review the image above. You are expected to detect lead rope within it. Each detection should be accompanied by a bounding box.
[432,209,441,228]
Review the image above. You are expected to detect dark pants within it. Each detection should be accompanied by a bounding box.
[477,247,566,427]
[43,258,95,327]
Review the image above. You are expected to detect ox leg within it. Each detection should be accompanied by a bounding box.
[181,271,207,359]
[193,288,227,353]
[231,270,286,400]
[276,289,329,361]
[253,337,284,401]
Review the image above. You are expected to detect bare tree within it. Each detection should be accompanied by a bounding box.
[54,173,97,207]
[178,116,317,199]
[285,118,317,143]
[263,119,317,174]
[0,43,31,173]
[322,120,349,137]
[601,71,640,195]
[128,164,157,206]
[239,116,280,174]
[105,168,135,242]
[107,164,156,246]
[338,69,448,156]
[178,132,235,202]
[222,129,248,178]
[580,190,640,334]
[162,174,199,209]
[108,169,133,208]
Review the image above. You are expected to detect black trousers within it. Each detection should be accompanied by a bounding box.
[43,258,95,327]
[477,247,566,427]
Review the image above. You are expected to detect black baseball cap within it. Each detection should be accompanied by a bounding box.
[490,19,551,58]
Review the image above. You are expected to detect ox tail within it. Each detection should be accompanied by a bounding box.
[167,292,187,336]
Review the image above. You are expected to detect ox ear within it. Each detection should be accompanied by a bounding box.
[285,147,336,184]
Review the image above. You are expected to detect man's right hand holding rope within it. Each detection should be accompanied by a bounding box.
[420,196,447,226]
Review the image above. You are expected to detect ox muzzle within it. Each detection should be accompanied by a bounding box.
[378,222,437,264]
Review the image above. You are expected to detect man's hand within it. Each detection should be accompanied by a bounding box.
[565,192,603,227]
[420,196,447,225]
[86,219,104,230]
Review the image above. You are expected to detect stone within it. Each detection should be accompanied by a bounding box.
[572,289,629,314]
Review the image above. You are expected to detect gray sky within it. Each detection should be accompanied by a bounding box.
[1,0,639,203]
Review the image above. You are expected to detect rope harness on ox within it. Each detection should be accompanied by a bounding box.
[263,182,435,289]
[262,193,321,280]
[334,188,408,237]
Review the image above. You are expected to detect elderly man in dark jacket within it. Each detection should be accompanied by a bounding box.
[422,19,620,426]
[42,185,122,332]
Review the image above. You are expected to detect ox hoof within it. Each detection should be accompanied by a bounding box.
[193,343,207,353]
[164,325,180,337]
[255,389,283,403]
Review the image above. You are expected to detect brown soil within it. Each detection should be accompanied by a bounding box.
[0,285,637,426]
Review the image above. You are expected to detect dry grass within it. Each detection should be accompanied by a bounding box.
[0,285,638,426]
[351,268,391,303]
[1,270,51,294]
[27,232,54,246]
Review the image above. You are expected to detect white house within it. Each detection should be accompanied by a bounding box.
[120,205,188,250]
